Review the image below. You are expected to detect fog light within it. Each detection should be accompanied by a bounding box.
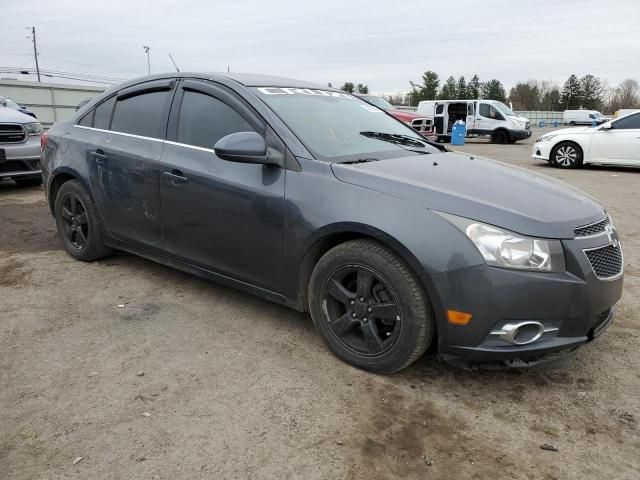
[491,321,558,345]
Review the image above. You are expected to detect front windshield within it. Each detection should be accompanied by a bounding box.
[254,87,439,161]
[361,96,393,110]
[0,97,21,110]
[494,101,515,116]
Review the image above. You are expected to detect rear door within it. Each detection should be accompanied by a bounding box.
[433,103,447,135]
[159,79,285,291]
[86,79,175,248]
[590,113,640,165]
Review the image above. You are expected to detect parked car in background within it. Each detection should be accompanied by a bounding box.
[41,73,622,372]
[533,111,640,168]
[0,95,37,118]
[417,99,531,144]
[0,107,43,186]
[563,110,607,126]
[356,95,434,139]
[614,108,640,118]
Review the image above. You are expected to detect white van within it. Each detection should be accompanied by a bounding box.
[417,99,531,143]
[562,110,607,126]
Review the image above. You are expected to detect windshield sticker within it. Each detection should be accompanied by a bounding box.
[257,87,355,99]
[360,104,383,113]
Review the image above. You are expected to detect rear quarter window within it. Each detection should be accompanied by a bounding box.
[94,96,116,130]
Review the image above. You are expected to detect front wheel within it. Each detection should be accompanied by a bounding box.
[491,130,508,144]
[551,142,583,168]
[308,239,434,373]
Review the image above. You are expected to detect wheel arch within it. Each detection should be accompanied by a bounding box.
[294,222,428,312]
[550,139,585,164]
[492,127,510,141]
[48,167,92,215]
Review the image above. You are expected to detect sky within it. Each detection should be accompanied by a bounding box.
[2,0,639,95]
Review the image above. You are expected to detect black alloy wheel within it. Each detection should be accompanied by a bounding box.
[322,265,401,356]
[60,193,89,250]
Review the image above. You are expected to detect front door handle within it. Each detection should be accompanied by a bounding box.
[163,169,188,185]
[90,149,107,163]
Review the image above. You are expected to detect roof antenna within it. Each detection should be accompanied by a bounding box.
[168,53,180,72]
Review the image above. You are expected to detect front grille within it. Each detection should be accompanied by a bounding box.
[575,217,609,237]
[525,122,530,130]
[411,118,433,133]
[584,244,623,279]
[0,123,27,143]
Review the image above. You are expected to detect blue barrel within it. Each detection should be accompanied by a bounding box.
[552,121,558,128]
[539,120,546,128]
[451,121,466,145]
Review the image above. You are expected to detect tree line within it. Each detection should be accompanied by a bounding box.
[379,71,640,113]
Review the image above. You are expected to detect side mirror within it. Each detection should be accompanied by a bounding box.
[213,131,270,164]
[601,123,613,130]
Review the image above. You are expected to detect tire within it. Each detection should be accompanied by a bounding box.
[14,176,42,187]
[491,130,508,144]
[308,239,434,373]
[551,141,583,169]
[570,121,576,126]
[54,180,112,261]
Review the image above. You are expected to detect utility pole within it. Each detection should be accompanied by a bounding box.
[31,26,41,82]
[143,45,150,75]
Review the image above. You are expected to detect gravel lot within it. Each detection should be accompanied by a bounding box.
[1,128,639,479]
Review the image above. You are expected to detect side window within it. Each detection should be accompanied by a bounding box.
[111,90,170,138]
[435,104,444,115]
[612,113,640,129]
[77,110,94,127]
[479,103,504,120]
[176,90,255,150]
[94,96,116,130]
[589,113,595,119]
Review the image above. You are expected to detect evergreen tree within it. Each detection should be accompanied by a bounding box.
[439,76,458,99]
[456,76,467,99]
[482,79,506,102]
[340,82,355,93]
[467,75,481,99]
[560,75,582,109]
[580,75,604,110]
[356,83,369,94]
[409,70,440,103]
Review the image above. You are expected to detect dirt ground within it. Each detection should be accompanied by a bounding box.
[1,129,639,479]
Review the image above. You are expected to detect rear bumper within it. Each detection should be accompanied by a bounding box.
[424,234,623,364]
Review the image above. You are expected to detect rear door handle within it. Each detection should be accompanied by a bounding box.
[90,149,107,163]
[163,169,188,185]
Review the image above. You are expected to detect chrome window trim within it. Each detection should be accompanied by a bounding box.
[73,125,164,143]
[163,140,215,153]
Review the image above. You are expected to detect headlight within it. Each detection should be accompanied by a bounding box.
[438,213,565,272]
[24,122,43,135]
[536,134,557,143]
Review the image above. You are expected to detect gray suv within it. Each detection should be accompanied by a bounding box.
[0,107,43,186]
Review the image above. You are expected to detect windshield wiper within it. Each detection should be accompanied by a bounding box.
[360,131,429,149]
[341,157,380,164]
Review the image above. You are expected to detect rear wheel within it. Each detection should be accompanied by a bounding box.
[491,130,508,144]
[570,121,576,126]
[551,142,583,168]
[54,180,112,261]
[308,239,434,373]
[14,176,42,187]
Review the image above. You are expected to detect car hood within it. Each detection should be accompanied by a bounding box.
[331,152,605,239]
[0,107,37,123]
[546,126,594,136]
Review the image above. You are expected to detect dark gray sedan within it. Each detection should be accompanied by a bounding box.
[41,73,623,372]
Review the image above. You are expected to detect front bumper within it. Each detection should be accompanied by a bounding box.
[510,128,532,140]
[0,136,42,179]
[425,234,623,363]
[532,140,554,161]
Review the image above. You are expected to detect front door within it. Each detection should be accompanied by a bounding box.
[590,113,640,165]
[476,102,505,135]
[159,80,285,291]
[86,80,175,248]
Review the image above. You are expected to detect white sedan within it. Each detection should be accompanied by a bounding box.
[532,111,640,168]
